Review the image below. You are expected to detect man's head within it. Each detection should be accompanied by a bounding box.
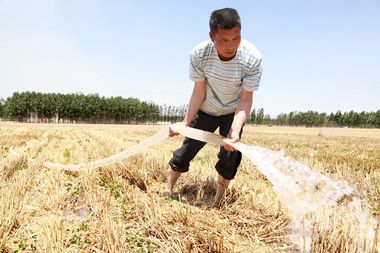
[209,8,242,61]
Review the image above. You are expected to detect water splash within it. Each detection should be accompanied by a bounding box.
[239,144,378,252]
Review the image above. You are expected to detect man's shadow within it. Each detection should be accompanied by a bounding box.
[177,177,240,208]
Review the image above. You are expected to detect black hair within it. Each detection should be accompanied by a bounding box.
[209,8,241,33]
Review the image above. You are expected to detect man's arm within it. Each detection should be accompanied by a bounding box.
[169,80,206,136]
[224,88,253,151]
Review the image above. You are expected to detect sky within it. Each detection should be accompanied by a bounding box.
[0,0,379,117]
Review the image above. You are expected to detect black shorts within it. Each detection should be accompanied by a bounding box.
[169,110,243,180]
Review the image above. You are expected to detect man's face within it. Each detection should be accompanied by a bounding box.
[209,26,241,61]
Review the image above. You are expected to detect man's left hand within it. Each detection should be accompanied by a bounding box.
[223,130,240,152]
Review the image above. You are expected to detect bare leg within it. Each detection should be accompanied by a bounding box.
[213,175,230,206]
[165,169,182,194]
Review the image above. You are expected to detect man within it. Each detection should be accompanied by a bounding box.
[166,8,263,206]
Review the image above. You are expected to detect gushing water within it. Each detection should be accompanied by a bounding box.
[238,144,378,252]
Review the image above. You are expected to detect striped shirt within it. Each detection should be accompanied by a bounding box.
[190,39,263,116]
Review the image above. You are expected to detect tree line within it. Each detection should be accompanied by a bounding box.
[0,92,160,124]
[0,92,379,128]
[247,109,380,128]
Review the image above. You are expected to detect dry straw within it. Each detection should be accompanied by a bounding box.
[0,122,379,252]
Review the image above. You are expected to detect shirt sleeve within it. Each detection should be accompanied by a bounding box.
[242,58,263,92]
[189,49,206,82]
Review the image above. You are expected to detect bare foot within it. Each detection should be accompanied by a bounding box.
[210,200,222,209]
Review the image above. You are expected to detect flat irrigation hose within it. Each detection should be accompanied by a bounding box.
[43,124,173,170]
[43,123,253,171]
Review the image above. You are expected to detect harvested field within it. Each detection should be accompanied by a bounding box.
[0,122,379,252]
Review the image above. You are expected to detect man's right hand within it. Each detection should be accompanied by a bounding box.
[169,120,188,137]
[168,127,179,137]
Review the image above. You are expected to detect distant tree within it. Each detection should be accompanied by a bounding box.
[4,92,28,121]
[317,112,327,127]
[263,114,272,125]
[247,109,256,124]
[0,98,5,118]
[288,111,296,126]
[372,110,380,128]
[275,113,288,126]
[327,112,336,126]
[255,108,264,125]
